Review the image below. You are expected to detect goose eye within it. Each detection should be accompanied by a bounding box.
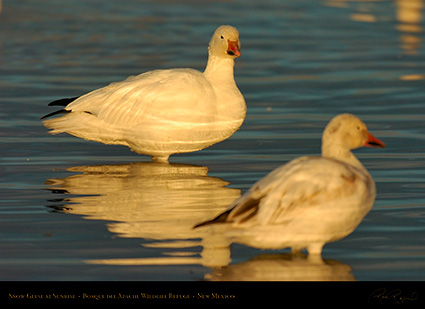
[220,35,224,39]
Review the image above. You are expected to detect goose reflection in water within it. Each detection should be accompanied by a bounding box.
[46,162,239,241]
[45,162,355,280]
[206,253,355,281]
[46,162,239,266]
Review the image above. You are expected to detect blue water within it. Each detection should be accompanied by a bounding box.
[1,0,425,282]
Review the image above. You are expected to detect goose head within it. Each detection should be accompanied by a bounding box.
[209,25,241,59]
[321,114,385,164]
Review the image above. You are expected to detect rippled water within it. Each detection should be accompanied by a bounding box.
[1,0,425,282]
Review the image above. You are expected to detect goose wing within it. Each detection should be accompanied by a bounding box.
[66,69,216,127]
[197,156,372,227]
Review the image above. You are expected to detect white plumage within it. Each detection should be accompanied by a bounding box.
[42,25,246,162]
[195,114,386,257]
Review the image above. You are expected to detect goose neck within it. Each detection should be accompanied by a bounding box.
[203,54,235,83]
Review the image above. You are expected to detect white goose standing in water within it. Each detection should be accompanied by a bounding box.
[195,114,386,257]
[41,25,246,163]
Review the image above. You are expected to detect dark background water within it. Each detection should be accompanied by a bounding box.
[1,0,425,282]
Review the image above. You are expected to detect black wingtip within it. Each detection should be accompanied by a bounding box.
[41,96,78,120]
[40,109,71,120]
[48,96,79,107]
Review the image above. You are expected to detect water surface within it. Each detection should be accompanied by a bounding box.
[1,0,425,281]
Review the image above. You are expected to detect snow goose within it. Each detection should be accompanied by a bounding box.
[195,114,385,257]
[41,25,246,162]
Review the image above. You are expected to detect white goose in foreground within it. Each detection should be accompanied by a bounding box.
[195,114,386,257]
[41,25,246,163]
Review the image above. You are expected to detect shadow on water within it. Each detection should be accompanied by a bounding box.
[44,161,355,281]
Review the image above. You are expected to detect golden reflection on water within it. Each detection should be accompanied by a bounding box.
[46,162,355,280]
[326,0,423,55]
[87,252,355,281]
[396,0,423,55]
